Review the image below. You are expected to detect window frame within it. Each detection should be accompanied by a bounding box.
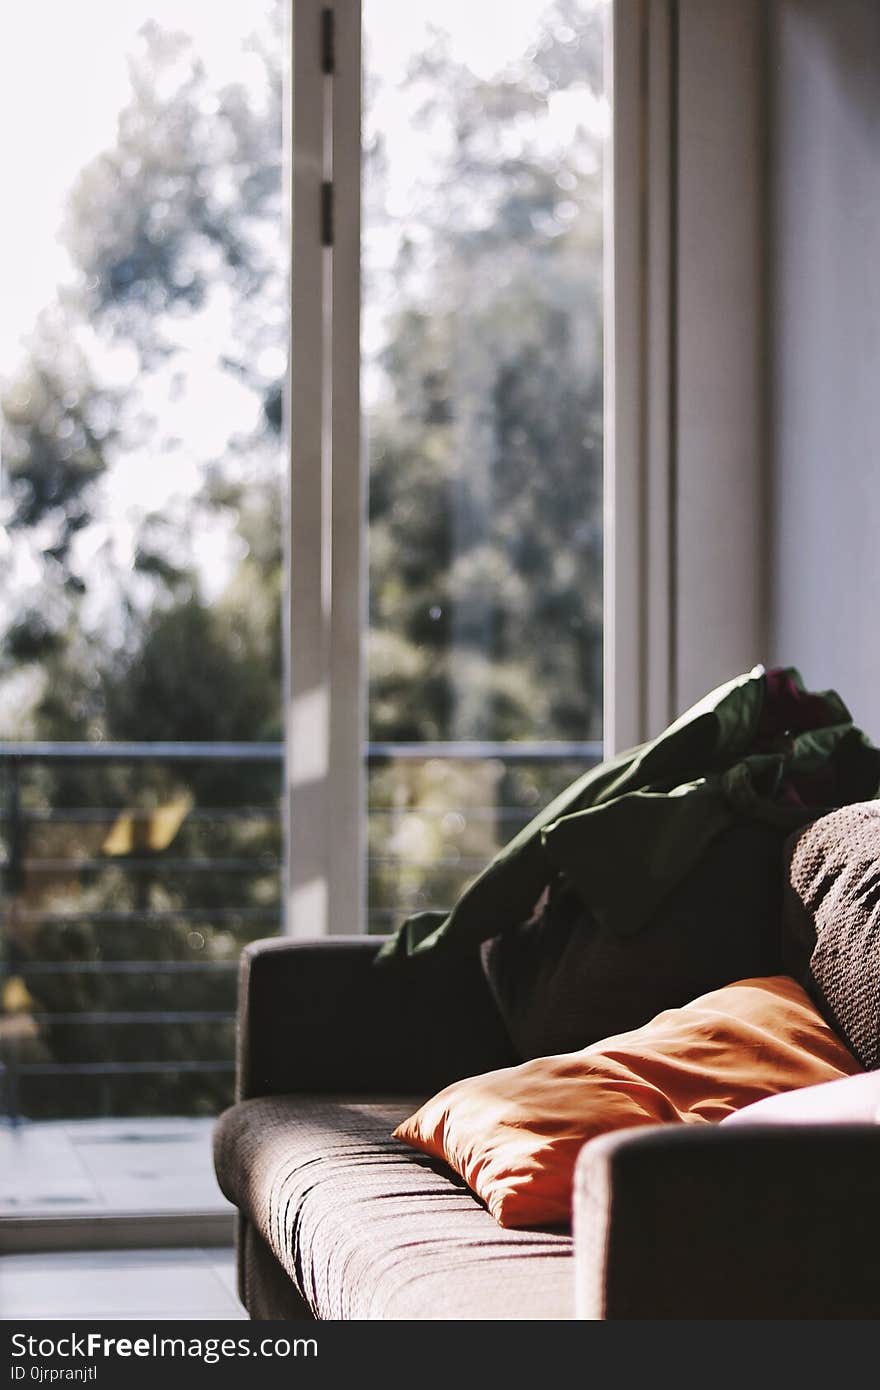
[287,0,638,935]
[285,0,767,928]
[287,0,364,938]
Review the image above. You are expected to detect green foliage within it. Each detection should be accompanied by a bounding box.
[103,592,281,745]
[367,6,603,742]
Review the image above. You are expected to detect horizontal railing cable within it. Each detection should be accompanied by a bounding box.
[16,1061,235,1077]
[1,738,600,1110]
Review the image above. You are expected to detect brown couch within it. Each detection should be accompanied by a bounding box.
[213,922,880,1320]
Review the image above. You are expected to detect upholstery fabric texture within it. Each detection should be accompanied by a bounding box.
[394,976,861,1229]
[782,800,880,1070]
[240,1221,315,1320]
[238,936,515,1102]
[574,1123,880,1319]
[214,1095,573,1320]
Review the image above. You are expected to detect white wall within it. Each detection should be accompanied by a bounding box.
[768,0,880,739]
[675,0,766,715]
[608,0,768,749]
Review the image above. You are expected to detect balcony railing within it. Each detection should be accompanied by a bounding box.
[1,739,600,1123]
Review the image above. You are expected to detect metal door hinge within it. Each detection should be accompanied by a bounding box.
[321,8,335,74]
[321,180,334,247]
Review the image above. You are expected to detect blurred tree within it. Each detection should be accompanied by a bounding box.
[2,0,602,746]
[0,4,285,732]
[367,0,604,743]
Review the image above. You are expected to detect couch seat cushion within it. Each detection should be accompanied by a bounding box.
[213,1095,573,1320]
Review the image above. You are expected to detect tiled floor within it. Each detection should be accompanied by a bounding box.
[0,1248,245,1320]
[1,1120,243,1319]
[0,1118,233,1216]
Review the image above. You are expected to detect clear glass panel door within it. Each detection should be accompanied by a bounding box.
[362,0,608,931]
[0,0,286,1218]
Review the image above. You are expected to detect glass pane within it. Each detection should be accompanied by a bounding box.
[363,0,608,929]
[0,1,286,1217]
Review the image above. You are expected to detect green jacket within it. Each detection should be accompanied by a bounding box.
[378,665,880,962]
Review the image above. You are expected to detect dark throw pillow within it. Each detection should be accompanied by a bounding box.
[782,801,880,1071]
[482,821,786,1060]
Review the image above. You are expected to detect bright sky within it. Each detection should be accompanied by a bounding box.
[0,0,606,372]
[0,0,270,374]
[0,0,277,635]
[366,0,558,79]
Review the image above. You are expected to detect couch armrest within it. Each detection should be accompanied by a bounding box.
[574,1123,880,1319]
[237,934,515,1101]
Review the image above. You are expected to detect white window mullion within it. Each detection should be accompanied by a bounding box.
[287,0,363,936]
[327,1,364,935]
[605,0,676,753]
[604,0,644,756]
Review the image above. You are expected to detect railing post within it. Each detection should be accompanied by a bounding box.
[4,1037,20,1128]
[2,756,24,1126]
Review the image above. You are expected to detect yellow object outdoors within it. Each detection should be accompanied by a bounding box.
[1,975,35,1015]
[102,791,194,856]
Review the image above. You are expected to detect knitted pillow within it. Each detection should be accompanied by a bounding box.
[782,801,880,1070]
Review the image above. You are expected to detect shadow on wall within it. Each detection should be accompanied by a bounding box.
[768,0,880,744]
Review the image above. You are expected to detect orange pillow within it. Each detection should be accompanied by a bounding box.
[393,976,861,1229]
